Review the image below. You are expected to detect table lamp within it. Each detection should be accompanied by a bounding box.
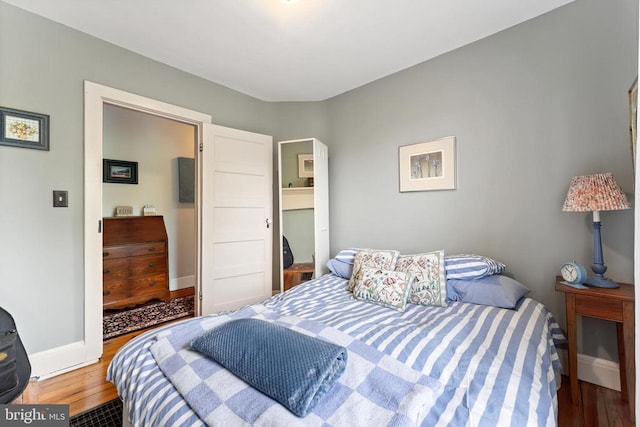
[562,173,631,288]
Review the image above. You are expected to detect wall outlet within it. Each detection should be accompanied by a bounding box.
[53,190,68,207]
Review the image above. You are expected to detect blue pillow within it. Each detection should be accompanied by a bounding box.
[446,274,529,309]
[334,248,358,265]
[444,254,506,280]
[326,259,353,279]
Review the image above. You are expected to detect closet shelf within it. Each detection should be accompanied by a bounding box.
[282,187,314,210]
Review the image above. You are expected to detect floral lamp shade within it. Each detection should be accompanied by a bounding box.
[562,173,631,213]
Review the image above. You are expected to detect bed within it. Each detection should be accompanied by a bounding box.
[107,273,566,426]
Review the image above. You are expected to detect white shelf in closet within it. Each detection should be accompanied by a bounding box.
[282,187,314,210]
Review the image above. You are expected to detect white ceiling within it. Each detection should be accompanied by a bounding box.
[3,0,575,101]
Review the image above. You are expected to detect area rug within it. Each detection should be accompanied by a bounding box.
[70,398,123,427]
[103,296,194,340]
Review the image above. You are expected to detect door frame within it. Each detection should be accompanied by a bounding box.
[84,81,211,363]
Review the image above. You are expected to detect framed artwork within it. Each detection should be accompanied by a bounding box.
[0,106,50,151]
[399,136,456,192]
[629,77,637,176]
[103,159,138,184]
[298,153,314,178]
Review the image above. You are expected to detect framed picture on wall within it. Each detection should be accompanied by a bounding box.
[298,154,314,178]
[399,136,456,192]
[0,106,50,151]
[103,159,138,184]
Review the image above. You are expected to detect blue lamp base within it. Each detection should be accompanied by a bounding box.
[584,219,620,289]
[583,276,619,288]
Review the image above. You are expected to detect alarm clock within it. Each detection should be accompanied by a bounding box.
[560,261,588,285]
[114,205,133,217]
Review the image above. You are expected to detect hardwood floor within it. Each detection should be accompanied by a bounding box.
[557,375,635,426]
[15,293,635,425]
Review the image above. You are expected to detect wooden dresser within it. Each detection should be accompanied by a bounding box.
[103,216,170,310]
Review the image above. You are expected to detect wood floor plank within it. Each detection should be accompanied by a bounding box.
[557,375,583,427]
[580,380,599,427]
[600,386,634,427]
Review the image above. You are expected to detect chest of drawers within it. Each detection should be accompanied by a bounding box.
[103,216,170,310]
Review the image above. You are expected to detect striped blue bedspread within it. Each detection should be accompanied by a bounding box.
[107,274,565,426]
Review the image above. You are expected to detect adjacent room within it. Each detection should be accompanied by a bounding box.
[0,0,637,425]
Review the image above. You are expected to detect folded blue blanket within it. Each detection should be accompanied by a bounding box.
[190,318,347,417]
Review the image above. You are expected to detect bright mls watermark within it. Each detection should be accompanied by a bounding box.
[0,405,69,426]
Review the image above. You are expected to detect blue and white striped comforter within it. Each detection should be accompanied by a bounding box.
[107,274,565,426]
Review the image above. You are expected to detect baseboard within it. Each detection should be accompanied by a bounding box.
[171,275,195,290]
[28,341,98,380]
[557,348,621,391]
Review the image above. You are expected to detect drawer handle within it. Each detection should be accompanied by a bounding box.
[148,247,156,252]
[148,262,156,267]
[103,290,110,296]
[103,269,110,274]
[103,252,109,257]
[148,281,157,287]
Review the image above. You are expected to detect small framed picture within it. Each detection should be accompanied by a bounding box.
[399,136,456,192]
[103,159,138,184]
[298,153,314,178]
[0,106,50,151]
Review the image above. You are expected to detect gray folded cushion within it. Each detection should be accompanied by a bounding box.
[190,318,347,417]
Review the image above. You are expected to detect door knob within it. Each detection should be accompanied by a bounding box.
[265,218,272,228]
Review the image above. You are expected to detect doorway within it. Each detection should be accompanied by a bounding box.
[84,81,212,363]
[101,104,197,337]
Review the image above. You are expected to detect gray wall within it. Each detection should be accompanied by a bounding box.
[0,1,275,353]
[0,0,636,365]
[325,0,637,360]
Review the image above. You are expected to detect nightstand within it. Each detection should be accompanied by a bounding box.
[283,262,315,291]
[555,277,635,420]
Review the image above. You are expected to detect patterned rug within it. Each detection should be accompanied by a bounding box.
[103,296,194,339]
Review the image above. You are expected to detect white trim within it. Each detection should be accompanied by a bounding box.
[32,81,217,380]
[171,275,196,290]
[557,348,621,391]
[28,341,97,379]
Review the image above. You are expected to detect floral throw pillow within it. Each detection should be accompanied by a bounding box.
[352,267,414,312]
[347,249,401,292]
[395,250,447,307]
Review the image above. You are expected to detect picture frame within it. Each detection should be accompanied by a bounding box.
[298,153,314,178]
[629,77,637,176]
[399,136,456,192]
[0,106,50,151]
[103,159,138,184]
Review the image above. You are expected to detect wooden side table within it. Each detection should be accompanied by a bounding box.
[555,277,635,420]
[283,262,315,291]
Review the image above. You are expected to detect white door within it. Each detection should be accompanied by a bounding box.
[200,124,273,315]
[313,139,330,276]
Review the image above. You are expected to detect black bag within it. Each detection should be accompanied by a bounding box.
[0,306,31,404]
[283,236,294,269]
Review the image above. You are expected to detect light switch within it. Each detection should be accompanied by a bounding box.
[53,190,68,207]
